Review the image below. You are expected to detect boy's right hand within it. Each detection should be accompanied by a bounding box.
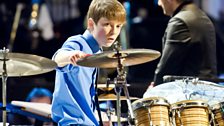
[54,50,91,67]
[69,50,91,65]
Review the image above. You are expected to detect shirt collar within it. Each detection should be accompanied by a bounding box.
[172,1,193,17]
[83,30,101,53]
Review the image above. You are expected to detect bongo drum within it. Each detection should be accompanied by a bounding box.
[171,100,209,126]
[132,97,171,126]
[211,102,224,126]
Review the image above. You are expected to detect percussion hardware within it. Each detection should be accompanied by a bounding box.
[0,48,56,126]
[77,45,161,125]
[211,102,224,126]
[142,101,154,126]
[110,41,135,126]
[177,104,186,126]
[146,107,153,126]
[113,41,122,52]
[132,97,171,126]
[144,80,224,105]
[221,103,224,119]
[163,75,224,83]
[114,82,122,126]
[98,93,138,101]
[1,48,8,126]
[97,83,130,92]
[76,49,161,68]
[105,101,114,126]
[0,52,57,77]
[177,110,183,126]
[106,78,111,92]
[170,109,176,126]
[172,100,209,126]
[112,64,135,126]
[210,109,216,126]
[163,75,198,83]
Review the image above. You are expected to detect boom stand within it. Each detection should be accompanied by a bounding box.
[112,42,135,126]
[0,48,9,126]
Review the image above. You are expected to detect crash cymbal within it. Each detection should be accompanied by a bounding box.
[0,53,57,77]
[98,93,139,101]
[97,84,115,89]
[77,49,161,68]
[97,84,130,91]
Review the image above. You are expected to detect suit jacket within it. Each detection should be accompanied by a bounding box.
[154,3,217,85]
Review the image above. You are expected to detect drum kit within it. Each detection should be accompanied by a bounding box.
[142,79,224,126]
[77,41,161,126]
[1,41,224,126]
[0,48,57,126]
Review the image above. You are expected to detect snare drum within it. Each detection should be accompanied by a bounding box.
[171,100,209,126]
[211,102,224,126]
[132,97,171,126]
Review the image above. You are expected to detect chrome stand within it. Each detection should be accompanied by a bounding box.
[105,101,113,126]
[111,42,135,126]
[0,48,9,126]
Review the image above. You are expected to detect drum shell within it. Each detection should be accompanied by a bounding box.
[171,100,209,126]
[211,102,224,126]
[132,97,171,126]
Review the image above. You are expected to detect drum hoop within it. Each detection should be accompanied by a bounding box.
[211,102,224,111]
[132,97,170,110]
[172,100,208,109]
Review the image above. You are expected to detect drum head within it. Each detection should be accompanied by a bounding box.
[143,80,224,105]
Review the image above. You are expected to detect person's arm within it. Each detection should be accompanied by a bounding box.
[154,17,191,85]
[53,50,89,67]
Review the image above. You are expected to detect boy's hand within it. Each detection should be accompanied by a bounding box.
[69,50,91,65]
[54,50,92,67]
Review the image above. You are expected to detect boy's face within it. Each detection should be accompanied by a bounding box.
[90,17,124,47]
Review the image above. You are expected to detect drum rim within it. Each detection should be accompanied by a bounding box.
[211,101,224,110]
[171,100,208,109]
[132,97,170,110]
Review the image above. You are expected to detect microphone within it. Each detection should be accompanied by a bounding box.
[163,75,197,82]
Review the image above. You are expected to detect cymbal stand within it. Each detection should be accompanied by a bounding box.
[112,42,135,126]
[0,48,9,126]
[105,101,113,126]
[105,79,113,126]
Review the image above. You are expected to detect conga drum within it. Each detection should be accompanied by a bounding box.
[171,100,209,126]
[132,97,171,126]
[211,102,224,126]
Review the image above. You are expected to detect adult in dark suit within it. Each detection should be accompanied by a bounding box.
[151,0,217,86]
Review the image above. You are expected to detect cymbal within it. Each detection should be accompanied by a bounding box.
[97,84,130,91]
[97,84,115,88]
[77,49,161,68]
[0,53,57,77]
[98,93,139,101]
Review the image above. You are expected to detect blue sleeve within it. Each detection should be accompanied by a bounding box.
[53,36,84,72]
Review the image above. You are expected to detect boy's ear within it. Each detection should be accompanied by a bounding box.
[87,18,95,31]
